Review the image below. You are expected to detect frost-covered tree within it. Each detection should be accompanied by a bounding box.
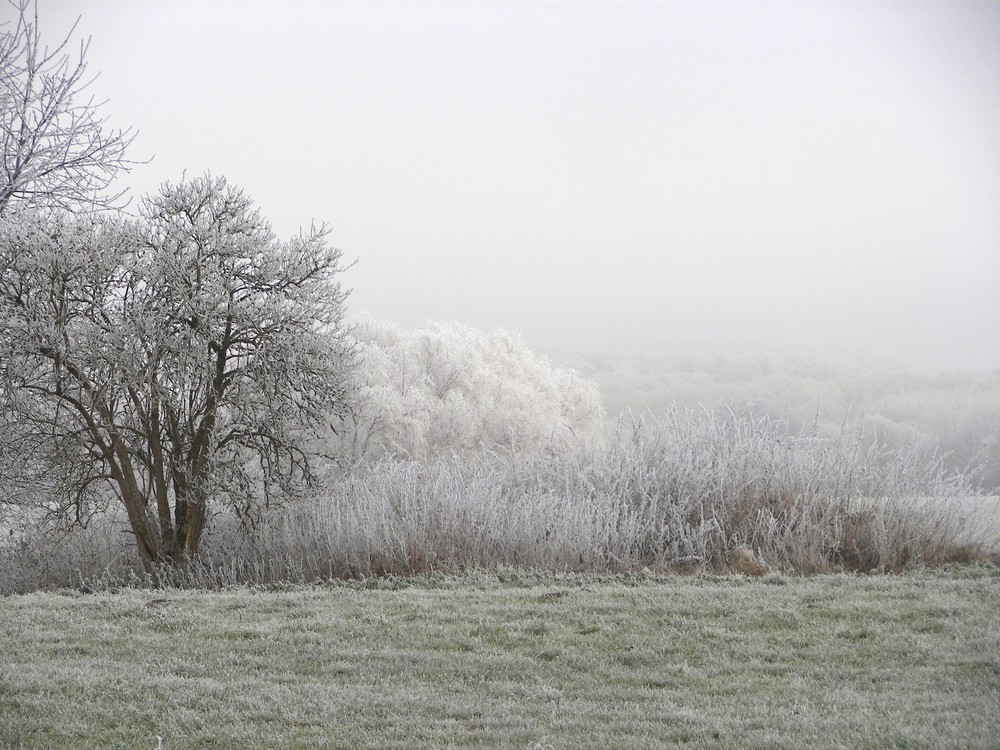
[0,0,136,216]
[0,176,356,568]
[339,318,604,463]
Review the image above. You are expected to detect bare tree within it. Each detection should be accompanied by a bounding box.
[0,175,357,569]
[0,0,137,216]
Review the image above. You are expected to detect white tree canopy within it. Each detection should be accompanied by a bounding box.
[0,175,356,567]
[340,317,605,464]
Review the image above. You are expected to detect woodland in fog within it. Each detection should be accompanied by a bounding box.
[336,322,1000,493]
[556,348,1000,492]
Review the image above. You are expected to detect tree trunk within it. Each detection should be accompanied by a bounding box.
[170,469,209,566]
[112,447,161,573]
[147,405,176,561]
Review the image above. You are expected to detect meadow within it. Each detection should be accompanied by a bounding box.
[3,410,998,749]
[2,567,999,749]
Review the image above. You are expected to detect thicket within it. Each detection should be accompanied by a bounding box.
[333,317,605,466]
[2,407,991,594]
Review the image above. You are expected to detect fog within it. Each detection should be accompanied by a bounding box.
[41,0,1000,373]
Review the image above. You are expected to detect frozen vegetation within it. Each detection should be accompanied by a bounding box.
[1,568,998,749]
[554,348,1000,491]
[334,317,605,465]
[2,5,999,748]
[1,0,997,587]
[2,397,994,594]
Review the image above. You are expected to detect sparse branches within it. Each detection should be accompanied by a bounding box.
[0,0,138,216]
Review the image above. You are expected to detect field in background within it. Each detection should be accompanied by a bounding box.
[553,348,1000,492]
[1,568,998,749]
[951,495,1000,548]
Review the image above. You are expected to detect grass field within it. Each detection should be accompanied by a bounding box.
[2,566,999,749]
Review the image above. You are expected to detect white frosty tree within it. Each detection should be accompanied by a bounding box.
[340,318,605,464]
[0,0,137,216]
[0,176,356,568]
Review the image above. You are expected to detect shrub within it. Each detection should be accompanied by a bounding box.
[335,318,605,465]
[3,409,991,594]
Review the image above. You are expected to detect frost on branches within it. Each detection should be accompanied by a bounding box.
[0,176,356,568]
[339,318,605,464]
[0,0,137,216]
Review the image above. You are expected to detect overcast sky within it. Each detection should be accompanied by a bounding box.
[35,0,1000,373]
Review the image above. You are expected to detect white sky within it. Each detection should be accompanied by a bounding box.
[34,0,1000,372]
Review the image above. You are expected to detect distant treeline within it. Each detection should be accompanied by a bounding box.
[552,348,1000,491]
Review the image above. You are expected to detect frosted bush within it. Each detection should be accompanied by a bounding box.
[4,408,991,594]
[337,317,605,464]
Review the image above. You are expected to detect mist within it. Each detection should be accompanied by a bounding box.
[38,0,1000,373]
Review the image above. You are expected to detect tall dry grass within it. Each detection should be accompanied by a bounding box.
[1,409,992,594]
